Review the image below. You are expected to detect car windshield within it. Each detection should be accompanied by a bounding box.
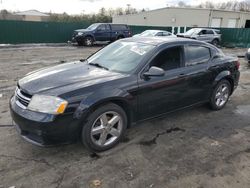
[87,23,100,30]
[185,28,201,35]
[87,41,155,73]
[140,30,159,37]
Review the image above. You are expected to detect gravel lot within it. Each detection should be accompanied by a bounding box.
[0,45,250,188]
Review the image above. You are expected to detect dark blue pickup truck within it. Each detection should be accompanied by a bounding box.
[72,23,132,46]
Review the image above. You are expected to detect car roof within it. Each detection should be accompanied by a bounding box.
[192,28,219,31]
[120,36,206,46]
[93,23,127,25]
[144,30,168,32]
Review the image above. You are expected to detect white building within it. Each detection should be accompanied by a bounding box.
[15,10,49,22]
[113,7,250,28]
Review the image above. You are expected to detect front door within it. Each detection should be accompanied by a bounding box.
[137,45,188,120]
[94,24,111,41]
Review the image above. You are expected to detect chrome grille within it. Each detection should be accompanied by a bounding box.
[72,31,78,37]
[15,87,32,109]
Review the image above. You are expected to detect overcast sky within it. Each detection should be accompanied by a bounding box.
[0,0,242,14]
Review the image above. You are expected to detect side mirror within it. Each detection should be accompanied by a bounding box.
[212,55,220,60]
[143,66,165,77]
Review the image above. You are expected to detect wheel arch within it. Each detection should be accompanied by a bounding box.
[77,97,134,128]
[93,98,132,126]
[84,34,95,41]
[213,71,234,95]
[117,34,125,40]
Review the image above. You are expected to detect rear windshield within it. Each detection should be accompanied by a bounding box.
[214,30,221,34]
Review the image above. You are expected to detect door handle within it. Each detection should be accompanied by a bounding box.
[210,65,220,69]
[178,73,186,78]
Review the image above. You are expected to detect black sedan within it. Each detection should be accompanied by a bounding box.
[10,37,240,151]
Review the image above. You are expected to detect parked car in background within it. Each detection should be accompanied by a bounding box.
[177,28,221,46]
[133,30,176,38]
[246,48,250,64]
[10,37,240,151]
[72,23,132,46]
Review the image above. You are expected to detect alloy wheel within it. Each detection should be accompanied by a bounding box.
[85,38,93,46]
[215,83,229,107]
[90,111,123,146]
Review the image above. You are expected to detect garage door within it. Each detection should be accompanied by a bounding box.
[211,18,222,27]
[228,19,237,28]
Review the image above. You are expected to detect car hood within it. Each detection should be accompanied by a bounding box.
[18,61,125,95]
[74,29,92,33]
[177,33,191,37]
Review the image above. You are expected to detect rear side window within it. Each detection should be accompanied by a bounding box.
[162,32,172,36]
[185,46,211,66]
[111,24,128,30]
[151,46,182,71]
[156,32,163,36]
[206,30,214,34]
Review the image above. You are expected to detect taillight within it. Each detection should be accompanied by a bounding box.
[235,60,240,70]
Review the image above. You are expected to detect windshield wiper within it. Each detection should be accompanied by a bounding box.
[89,62,109,70]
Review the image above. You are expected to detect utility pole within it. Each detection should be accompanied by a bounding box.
[126,4,131,14]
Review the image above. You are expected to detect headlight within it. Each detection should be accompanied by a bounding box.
[27,95,68,114]
[78,32,83,36]
[248,48,250,53]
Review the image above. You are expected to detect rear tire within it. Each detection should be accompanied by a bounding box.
[209,80,231,111]
[81,103,127,152]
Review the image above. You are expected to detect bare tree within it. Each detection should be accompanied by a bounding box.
[178,1,186,7]
[0,9,9,20]
[196,0,250,12]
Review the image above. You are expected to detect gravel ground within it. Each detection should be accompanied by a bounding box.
[0,45,250,188]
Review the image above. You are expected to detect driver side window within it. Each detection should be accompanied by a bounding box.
[151,46,182,71]
[97,24,106,31]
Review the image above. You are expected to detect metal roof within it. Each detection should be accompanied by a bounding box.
[15,10,49,17]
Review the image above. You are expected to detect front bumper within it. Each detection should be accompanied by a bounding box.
[10,96,81,146]
[72,35,83,43]
[246,52,250,63]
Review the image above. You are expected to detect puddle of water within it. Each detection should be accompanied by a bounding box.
[235,105,250,116]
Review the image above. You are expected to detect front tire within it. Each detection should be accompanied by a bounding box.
[84,36,94,46]
[209,80,231,110]
[81,103,127,152]
[211,39,219,46]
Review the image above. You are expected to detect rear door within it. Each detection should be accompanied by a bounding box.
[181,44,213,105]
